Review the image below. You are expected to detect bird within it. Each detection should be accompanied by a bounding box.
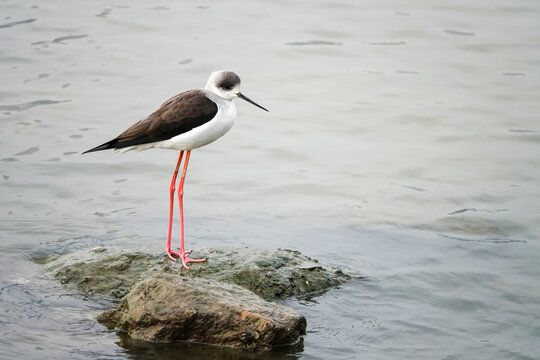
[83,70,269,268]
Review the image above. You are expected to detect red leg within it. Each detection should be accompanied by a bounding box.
[177,150,206,269]
[166,151,183,260]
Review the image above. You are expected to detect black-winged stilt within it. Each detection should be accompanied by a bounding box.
[83,71,268,268]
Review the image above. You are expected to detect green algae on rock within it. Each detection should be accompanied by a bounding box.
[44,247,164,300]
[44,246,352,301]
[181,248,352,301]
[44,246,355,350]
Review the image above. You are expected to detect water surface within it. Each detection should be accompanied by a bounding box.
[1,0,539,359]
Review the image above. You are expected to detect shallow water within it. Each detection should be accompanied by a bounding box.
[1,0,540,359]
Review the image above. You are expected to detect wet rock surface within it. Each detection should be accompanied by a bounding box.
[43,246,353,350]
[97,274,307,350]
[179,247,352,301]
[44,246,163,300]
[44,246,352,301]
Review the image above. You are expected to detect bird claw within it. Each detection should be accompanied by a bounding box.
[166,248,180,261]
[180,253,206,270]
[166,249,192,259]
[166,248,204,269]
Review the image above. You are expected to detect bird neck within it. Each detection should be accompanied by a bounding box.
[204,89,234,108]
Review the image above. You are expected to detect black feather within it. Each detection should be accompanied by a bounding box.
[83,89,218,154]
[82,139,118,154]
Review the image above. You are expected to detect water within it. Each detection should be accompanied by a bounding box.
[1,0,539,359]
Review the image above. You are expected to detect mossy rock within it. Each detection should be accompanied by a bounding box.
[44,246,353,302]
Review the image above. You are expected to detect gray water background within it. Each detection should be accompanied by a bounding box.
[1,0,539,359]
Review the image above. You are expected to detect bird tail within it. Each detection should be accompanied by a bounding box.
[82,139,118,154]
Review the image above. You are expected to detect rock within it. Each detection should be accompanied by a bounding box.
[43,246,355,350]
[179,248,352,301]
[44,247,160,300]
[44,246,352,301]
[97,274,306,351]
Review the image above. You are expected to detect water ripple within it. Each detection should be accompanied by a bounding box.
[0,99,70,112]
[444,29,475,36]
[286,40,343,46]
[95,8,112,18]
[448,208,510,215]
[52,34,88,43]
[438,234,527,244]
[32,35,88,46]
[0,18,36,29]
[370,41,407,46]
[14,147,39,156]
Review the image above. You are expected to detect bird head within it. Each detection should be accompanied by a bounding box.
[205,70,268,112]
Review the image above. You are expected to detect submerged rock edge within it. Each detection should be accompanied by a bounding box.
[97,274,307,350]
[43,246,356,350]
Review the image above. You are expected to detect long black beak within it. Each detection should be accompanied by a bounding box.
[237,92,269,112]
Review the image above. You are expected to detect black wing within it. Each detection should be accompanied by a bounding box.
[83,89,218,153]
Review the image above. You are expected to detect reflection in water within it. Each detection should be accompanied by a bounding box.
[116,333,304,360]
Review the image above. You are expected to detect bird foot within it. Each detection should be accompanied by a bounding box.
[166,248,205,269]
[166,248,192,261]
[180,252,206,269]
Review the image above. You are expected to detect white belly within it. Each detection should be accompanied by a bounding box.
[160,103,236,150]
[122,98,236,152]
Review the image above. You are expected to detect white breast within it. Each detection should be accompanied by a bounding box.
[124,92,236,152]
[160,101,236,150]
